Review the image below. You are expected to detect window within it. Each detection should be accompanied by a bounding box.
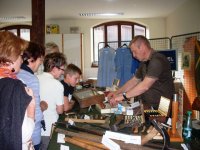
[93,26,104,65]
[92,21,146,66]
[20,29,30,41]
[0,25,31,41]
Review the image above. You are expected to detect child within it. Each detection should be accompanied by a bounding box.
[61,64,82,112]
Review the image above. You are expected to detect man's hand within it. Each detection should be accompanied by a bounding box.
[109,94,123,107]
[107,91,117,100]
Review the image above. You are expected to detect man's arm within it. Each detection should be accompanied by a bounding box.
[56,104,64,114]
[117,76,140,94]
[126,76,157,98]
[109,76,157,106]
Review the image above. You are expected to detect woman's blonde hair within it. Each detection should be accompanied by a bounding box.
[0,31,29,65]
[45,42,59,55]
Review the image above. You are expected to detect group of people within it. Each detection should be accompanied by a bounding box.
[0,31,174,150]
[0,31,82,150]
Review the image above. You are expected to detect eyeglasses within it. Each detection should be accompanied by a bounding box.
[56,67,65,71]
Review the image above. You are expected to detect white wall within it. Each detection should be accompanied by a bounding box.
[166,0,200,37]
[135,18,166,38]
[46,18,166,79]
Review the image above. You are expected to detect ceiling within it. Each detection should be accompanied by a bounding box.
[0,0,188,23]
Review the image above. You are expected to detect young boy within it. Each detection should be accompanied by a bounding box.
[61,64,82,112]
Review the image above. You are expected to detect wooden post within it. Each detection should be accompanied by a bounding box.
[168,94,183,142]
[31,0,45,46]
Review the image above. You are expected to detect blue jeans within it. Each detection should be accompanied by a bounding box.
[34,143,41,150]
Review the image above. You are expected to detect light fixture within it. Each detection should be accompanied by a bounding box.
[79,12,124,17]
[0,16,26,22]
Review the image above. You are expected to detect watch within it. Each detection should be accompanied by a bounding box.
[123,92,128,100]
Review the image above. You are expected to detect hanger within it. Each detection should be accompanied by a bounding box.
[120,43,128,48]
[104,43,110,48]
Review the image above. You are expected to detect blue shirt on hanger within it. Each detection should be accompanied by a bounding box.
[97,47,116,87]
[115,47,133,87]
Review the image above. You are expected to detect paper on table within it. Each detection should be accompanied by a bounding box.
[105,131,141,145]
[60,144,69,150]
[84,114,90,120]
[131,101,140,108]
[97,91,104,95]
[57,133,65,143]
[167,117,172,125]
[68,119,74,125]
[126,107,133,115]
[102,135,120,150]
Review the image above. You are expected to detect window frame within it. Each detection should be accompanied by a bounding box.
[0,25,31,37]
[92,21,146,67]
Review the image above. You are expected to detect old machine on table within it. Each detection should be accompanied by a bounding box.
[53,87,180,150]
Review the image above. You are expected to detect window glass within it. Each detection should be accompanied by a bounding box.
[107,25,118,41]
[8,29,17,35]
[107,25,118,49]
[134,25,145,36]
[121,25,132,46]
[20,29,30,41]
[94,26,104,62]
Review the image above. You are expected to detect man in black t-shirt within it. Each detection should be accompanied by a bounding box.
[108,35,174,110]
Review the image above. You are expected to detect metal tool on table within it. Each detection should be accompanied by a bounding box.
[84,122,110,130]
[66,124,105,136]
[65,113,109,124]
[55,121,105,136]
[109,103,145,132]
[144,119,171,150]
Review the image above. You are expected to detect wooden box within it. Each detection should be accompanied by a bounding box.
[73,88,105,108]
[144,96,171,123]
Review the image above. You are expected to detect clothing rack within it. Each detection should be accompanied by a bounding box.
[98,40,131,50]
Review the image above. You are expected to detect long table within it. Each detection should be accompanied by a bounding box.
[47,107,199,150]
